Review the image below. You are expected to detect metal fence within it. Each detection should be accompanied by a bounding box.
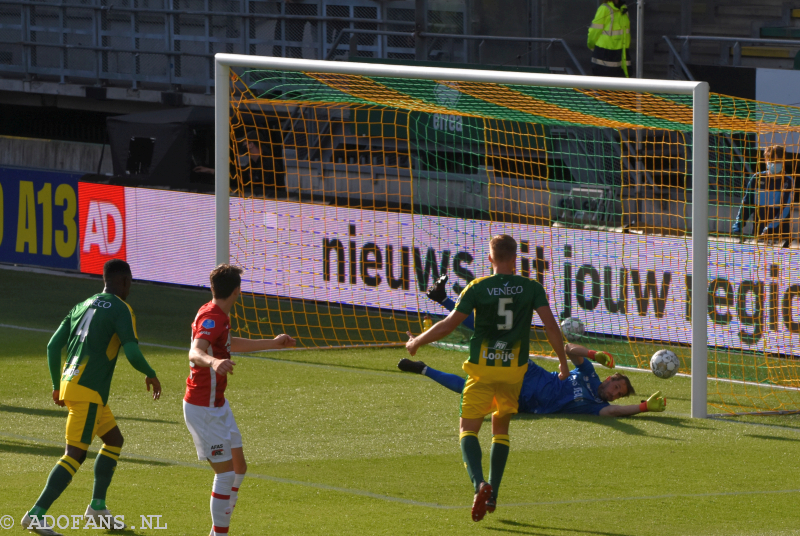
[0,0,469,91]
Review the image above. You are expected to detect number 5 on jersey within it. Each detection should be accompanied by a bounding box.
[497,298,513,330]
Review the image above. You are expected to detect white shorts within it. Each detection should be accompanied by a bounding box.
[183,399,242,463]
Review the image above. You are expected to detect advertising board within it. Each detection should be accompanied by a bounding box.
[77,185,800,357]
[0,168,81,270]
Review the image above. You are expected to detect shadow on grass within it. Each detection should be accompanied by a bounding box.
[0,440,173,467]
[745,433,800,442]
[245,354,405,375]
[0,439,64,458]
[0,405,178,425]
[116,456,173,467]
[515,413,707,441]
[103,525,155,536]
[515,413,647,437]
[637,415,712,430]
[486,519,637,536]
[0,405,67,418]
[709,416,800,432]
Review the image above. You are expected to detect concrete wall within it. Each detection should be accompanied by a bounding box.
[473,0,532,66]
[0,136,112,175]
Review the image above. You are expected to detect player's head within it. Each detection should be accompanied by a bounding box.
[598,372,634,402]
[245,129,261,158]
[210,264,243,300]
[763,145,785,164]
[489,235,517,267]
[103,259,132,299]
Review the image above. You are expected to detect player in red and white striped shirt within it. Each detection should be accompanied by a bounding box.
[183,264,295,536]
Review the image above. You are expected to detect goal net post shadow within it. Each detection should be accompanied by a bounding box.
[213,53,800,418]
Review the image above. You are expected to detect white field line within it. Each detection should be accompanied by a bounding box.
[1,430,799,509]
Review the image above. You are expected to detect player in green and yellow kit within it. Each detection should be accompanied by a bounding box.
[406,235,569,522]
[22,260,161,536]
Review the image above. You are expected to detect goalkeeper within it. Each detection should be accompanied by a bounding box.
[412,275,666,417]
[399,343,665,417]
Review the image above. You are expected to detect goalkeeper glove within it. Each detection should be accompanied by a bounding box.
[639,391,666,413]
[587,350,615,369]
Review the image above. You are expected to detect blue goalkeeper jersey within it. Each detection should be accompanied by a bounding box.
[517,359,609,416]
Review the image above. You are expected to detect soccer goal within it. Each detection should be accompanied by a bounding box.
[213,53,800,418]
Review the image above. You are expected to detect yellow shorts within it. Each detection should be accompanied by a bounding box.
[65,401,117,450]
[460,376,522,420]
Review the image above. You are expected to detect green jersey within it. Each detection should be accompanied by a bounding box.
[455,274,549,383]
[59,293,139,405]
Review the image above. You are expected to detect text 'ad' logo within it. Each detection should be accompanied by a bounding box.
[83,201,123,255]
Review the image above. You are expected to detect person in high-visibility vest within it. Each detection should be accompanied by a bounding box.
[587,0,631,77]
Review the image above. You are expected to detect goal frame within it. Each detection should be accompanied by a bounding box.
[212,53,710,418]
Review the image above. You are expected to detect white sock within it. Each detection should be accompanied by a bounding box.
[229,473,245,512]
[210,471,235,535]
[421,366,428,376]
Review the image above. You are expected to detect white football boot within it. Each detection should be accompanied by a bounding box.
[20,513,63,536]
[83,505,126,529]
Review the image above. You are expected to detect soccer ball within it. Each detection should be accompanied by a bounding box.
[650,349,680,379]
[560,317,584,342]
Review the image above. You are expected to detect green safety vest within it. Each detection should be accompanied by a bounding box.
[587,1,631,76]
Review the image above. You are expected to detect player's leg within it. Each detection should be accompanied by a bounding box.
[228,409,246,516]
[207,458,235,536]
[183,401,236,536]
[425,367,467,393]
[24,402,94,534]
[85,405,123,525]
[397,359,467,393]
[207,457,236,535]
[486,413,512,514]
[486,380,523,514]
[460,378,494,522]
[229,449,246,516]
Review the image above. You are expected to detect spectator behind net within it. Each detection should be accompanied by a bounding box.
[241,127,287,199]
[194,127,287,199]
[731,145,796,246]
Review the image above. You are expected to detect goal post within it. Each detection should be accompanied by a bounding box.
[691,81,709,419]
[213,54,715,415]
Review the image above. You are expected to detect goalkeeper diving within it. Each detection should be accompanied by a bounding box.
[402,274,667,417]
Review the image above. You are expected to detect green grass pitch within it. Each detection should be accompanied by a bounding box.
[2,268,800,535]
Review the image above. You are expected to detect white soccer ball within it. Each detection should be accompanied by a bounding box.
[560,317,584,342]
[650,349,680,379]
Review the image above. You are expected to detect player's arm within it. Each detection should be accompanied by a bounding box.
[190,338,235,375]
[599,391,666,417]
[122,342,161,400]
[587,5,607,50]
[115,307,160,399]
[565,344,615,369]
[536,305,570,380]
[732,173,758,233]
[47,319,70,407]
[406,309,469,356]
[230,334,296,352]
